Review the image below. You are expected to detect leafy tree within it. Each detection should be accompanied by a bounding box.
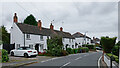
[100,36,117,53]
[0,26,10,44]
[23,14,37,26]
[47,35,64,56]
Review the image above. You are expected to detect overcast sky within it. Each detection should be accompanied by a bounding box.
[1,1,118,39]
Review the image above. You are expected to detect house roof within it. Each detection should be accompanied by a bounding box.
[16,23,74,39]
[72,32,91,39]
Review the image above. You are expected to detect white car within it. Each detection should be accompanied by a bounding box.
[10,47,38,58]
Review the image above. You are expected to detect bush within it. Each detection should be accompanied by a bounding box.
[112,45,119,56]
[66,48,74,54]
[61,50,69,56]
[38,52,49,56]
[77,47,89,53]
[73,49,78,54]
[2,49,9,62]
[83,44,95,49]
[106,53,119,63]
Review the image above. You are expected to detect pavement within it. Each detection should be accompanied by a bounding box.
[2,56,54,68]
[20,51,102,68]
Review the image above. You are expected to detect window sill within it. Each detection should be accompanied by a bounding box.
[26,38,31,40]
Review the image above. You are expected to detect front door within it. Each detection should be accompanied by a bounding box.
[35,44,39,52]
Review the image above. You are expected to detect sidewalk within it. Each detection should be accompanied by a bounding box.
[2,56,54,68]
[100,57,108,68]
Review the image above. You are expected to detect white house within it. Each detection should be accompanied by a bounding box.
[72,32,91,47]
[10,13,76,53]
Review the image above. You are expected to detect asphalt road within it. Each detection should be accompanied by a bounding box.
[21,51,102,68]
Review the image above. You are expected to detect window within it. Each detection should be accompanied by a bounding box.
[29,45,33,49]
[26,34,30,39]
[40,35,43,41]
[16,44,20,49]
[87,38,89,41]
[72,39,74,42]
[62,38,64,42]
[69,39,71,42]
[72,45,74,48]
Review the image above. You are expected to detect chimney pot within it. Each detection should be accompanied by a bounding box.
[60,27,63,31]
[13,13,18,23]
[38,20,42,30]
[50,23,54,30]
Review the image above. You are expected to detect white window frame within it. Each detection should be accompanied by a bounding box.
[26,34,30,39]
[40,35,44,41]
[29,45,33,49]
[16,44,20,49]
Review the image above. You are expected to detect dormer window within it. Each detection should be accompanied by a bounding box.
[26,34,30,39]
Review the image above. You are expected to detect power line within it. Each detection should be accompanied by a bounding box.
[15,2,30,14]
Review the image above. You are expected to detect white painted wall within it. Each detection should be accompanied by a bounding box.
[10,23,24,49]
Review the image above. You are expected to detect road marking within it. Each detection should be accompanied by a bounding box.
[75,57,82,60]
[84,55,87,56]
[41,57,62,63]
[60,62,71,68]
[98,56,102,68]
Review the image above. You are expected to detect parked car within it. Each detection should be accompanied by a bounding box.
[10,47,38,58]
[96,47,102,50]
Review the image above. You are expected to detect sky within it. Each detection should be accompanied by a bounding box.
[0,0,119,39]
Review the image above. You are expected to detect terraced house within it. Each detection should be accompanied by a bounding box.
[10,13,76,52]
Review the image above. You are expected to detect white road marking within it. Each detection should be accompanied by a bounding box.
[75,57,82,60]
[98,56,102,68]
[60,62,71,68]
[41,57,62,63]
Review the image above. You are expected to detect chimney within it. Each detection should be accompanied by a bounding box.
[38,20,42,30]
[60,27,63,31]
[13,13,18,23]
[50,23,54,30]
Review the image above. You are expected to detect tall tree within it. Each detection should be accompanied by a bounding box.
[100,36,117,53]
[23,14,37,26]
[0,26,10,44]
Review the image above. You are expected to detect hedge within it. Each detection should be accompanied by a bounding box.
[2,49,9,62]
[112,45,119,56]
[77,47,89,53]
[66,48,74,54]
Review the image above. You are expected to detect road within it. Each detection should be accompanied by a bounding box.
[21,51,102,68]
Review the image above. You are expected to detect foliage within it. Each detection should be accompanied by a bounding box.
[24,14,37,26]
[66,48,74,54]
[0,26,10,44]
[82,44,94,49]
[77,47,89,53]
[112,45,119,56]
[38,52,50,56]
[2,49,9,62]
[106,53,119,63]
[61,50,69,56]
[47,35,63,56]
[73,49,78,54]
[100,36,117,53]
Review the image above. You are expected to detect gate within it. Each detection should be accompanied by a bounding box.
[3,43,15,54]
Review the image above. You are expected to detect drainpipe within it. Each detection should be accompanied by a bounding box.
[24,33,25,47]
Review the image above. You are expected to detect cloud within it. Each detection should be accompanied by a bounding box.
[1,2,118,38]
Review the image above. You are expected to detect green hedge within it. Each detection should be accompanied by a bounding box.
[77,47,89,53]
[73,49,78,54]
[82,44,94,49]
[106,53,119,63]
[61,50,69,56]
[112,45,119,56]
[2,49,9,62]
[66,48,74,54]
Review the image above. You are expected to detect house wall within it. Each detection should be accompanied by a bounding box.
[10,23,24,48]
[24,34,47,52]
[63,38,76,49]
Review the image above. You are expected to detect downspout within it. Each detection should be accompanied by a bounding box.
[24,33,25,47]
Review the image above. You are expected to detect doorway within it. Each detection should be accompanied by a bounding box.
[35,44,39,52]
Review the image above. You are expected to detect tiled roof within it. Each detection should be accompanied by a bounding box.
[72,32,91,39]
[17,23,74,39]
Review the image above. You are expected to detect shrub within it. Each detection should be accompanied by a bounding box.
[2,49,9,62]
[66,48,74,54]
[83,44,94,49]
[112,45,119,56]
[38,52,49,56]
[73,49,78,54]
[106,53,119,63]
[77,47,89,53]
[61,50,69,56]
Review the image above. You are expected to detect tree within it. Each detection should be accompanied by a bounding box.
[0,26,10,44]
[47,35,64,56]
[100,36,117,53]
[23,14,37,26]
